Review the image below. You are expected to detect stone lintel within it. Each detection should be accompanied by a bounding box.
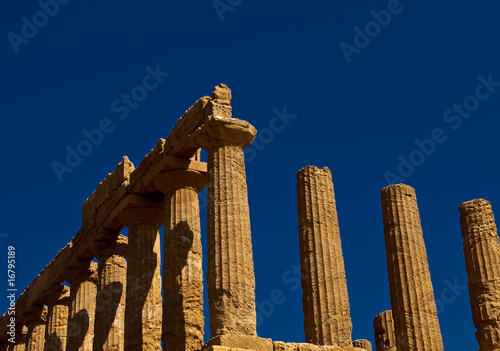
[82,156,135,225]
[163,96,211,158]
[205,335,273,351]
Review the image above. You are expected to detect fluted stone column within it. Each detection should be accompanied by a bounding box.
[154,169,207,351]
[92,233,127,351]
[21,305,47,351]
[460,199,500,351]
[119,199,163,351]
[373,311,396,351]
[13,341,25,351]
[197,114,258,339]
[381,184,443,351]
[43,285,70,351]
[11,325,27,351]
[65,261,97,351]
[353,339,372,351]
[296,166,352,347]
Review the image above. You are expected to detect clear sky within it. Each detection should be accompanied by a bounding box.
[1,1,500,349]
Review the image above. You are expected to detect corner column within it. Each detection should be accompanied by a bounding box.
[119,197,164,351]
[373,311,396,351]
[65,260,97,351]
[43,285,70,351]
[459,199,500,351]
[380,184,443,351]
[296,166,352,347]
[197,115,258,339]
[154,169,207,351]
[92,233,128,351]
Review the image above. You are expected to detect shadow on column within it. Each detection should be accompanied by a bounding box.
[66,309,89,351]
[163,220,193,351]
[44,335,62,351]
[93,282,123,351]
[124,239,158,349]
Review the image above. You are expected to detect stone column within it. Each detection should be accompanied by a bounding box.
[11,325,27,351]
[43,285,70,351]
[353,339,372,351]
[296,166,352,347]
[65,260,98,351]
[154,170,207,351]
[92,233,127,351]
[380,184,443,351]
[119,198,163,351]
[21,305,47,351]
[197,115,258,339]
[373,311,396,351]
[459,199,500,351]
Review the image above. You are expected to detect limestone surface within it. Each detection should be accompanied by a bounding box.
[459,199,500,351]
[119,200,164,351]
[92,233,127,351]
[380,184,443,351]
[195,92,259,341]
[155,169,207,351]
[44,285,70,351]
[373,311,396,351]
[296,166,352,347]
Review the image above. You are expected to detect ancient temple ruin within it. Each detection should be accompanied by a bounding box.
[1,84,499,351]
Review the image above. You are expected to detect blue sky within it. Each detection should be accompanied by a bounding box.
[1,1,500,349]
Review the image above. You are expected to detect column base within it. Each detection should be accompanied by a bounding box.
[273,341,350,351]
[204,338,360,351]
[204,335,273,351]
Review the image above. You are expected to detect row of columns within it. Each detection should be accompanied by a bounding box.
[7,112,261,350]
[295,174,499,351]
[374,186,500,351]
[7,234,127,351]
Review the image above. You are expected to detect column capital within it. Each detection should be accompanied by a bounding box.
[92,232,128,260]
[196,117,257,150]
[18,305,47,326]
[40,284,71,306]
[154,169,207,194]
[118,196,164,227]
[64,260,98,285]
[459,198,491,214]
[14,324,28,343]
